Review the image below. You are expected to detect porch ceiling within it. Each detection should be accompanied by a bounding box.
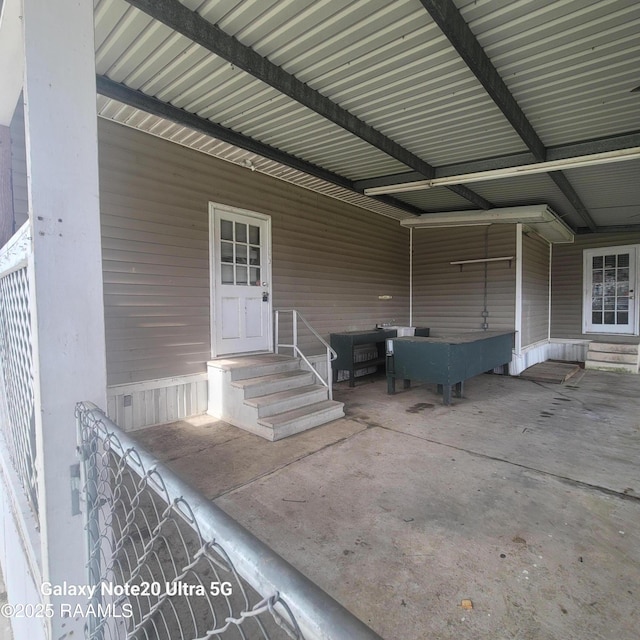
[93,0,640,231]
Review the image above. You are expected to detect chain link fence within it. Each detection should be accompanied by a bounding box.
[76,402,382,640]
[0,257,38,518]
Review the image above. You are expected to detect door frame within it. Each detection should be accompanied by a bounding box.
[209,202,273,357]
[582,244,639,336]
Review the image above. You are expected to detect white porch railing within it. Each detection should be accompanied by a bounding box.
[0,222,38,518]
[274,309,337,400]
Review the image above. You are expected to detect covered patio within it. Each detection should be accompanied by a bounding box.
[134,368,640,640]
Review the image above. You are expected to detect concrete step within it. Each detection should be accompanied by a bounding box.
[585,359,639,374]
[232,369,315,399]
[245,384,330,418]
[588,342,639,355]
[208,354,301,381]
[258,400,345,441]
[585,351,639,365]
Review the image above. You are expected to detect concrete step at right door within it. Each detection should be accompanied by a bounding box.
[588,342,639,355]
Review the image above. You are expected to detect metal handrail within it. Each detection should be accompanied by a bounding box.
[274,309,337,400]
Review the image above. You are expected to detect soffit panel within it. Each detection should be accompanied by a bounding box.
[96,97,413,221]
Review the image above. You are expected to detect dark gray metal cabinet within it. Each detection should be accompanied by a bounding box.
[330,329,397,387]
[386,331,514,405]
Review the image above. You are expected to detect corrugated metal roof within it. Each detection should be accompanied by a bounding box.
[563,159,640,226]
[460,0,640,145]
[93,0,640,230]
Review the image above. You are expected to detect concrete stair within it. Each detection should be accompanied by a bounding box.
[585,342,640,374]
[207,354,344,441]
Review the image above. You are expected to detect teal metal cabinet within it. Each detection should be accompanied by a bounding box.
[331,329,397,387]
[386,331,514,405]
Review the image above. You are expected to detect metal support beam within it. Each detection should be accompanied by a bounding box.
[577,224,640,234]
[96,76,424,217]
[418,0,597,231]
[419,0,546,162]
[127,0,434,176]
[447,183,491,209]
[546,171,597,231]
[124,0,490,209]
[355,131,640,191]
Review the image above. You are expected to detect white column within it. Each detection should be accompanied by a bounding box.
[22,0,107,637]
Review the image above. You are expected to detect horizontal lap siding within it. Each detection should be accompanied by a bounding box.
[522,233,550,347]
[99,120,408,384]
[551,232,640,340]
[412,226,516,333]
[10,103,28,231]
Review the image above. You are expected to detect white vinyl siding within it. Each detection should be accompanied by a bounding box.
[551,232,640,341]
[98,119,409,385]
[10,102,28,231]
[412,225,517,333]
[521,232,550,347]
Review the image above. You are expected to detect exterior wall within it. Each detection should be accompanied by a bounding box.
[521,231,550,347]
[98,119,409,386]
[10,101,28,231]
[107,373,208,431]
[551,232,640,341]
[412,225,516,333]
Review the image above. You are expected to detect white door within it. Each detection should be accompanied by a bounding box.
[210,204,272,355]
[583,246,638,335]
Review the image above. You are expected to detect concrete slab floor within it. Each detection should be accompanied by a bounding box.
[134,369,640,640]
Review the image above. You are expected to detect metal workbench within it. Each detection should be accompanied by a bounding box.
[386,331,515,405]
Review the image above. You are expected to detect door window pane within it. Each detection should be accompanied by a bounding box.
[592,256,603,269]
[618,312,629,324]
[221,264,234,284]
[221,219,233,241]
[236,245,247,264]
[221,242,234,263]
[604,255,616,268]
[236,266,247,285]
[219,217,263,287]
[235,223,247,243]
[604,311,615,324]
